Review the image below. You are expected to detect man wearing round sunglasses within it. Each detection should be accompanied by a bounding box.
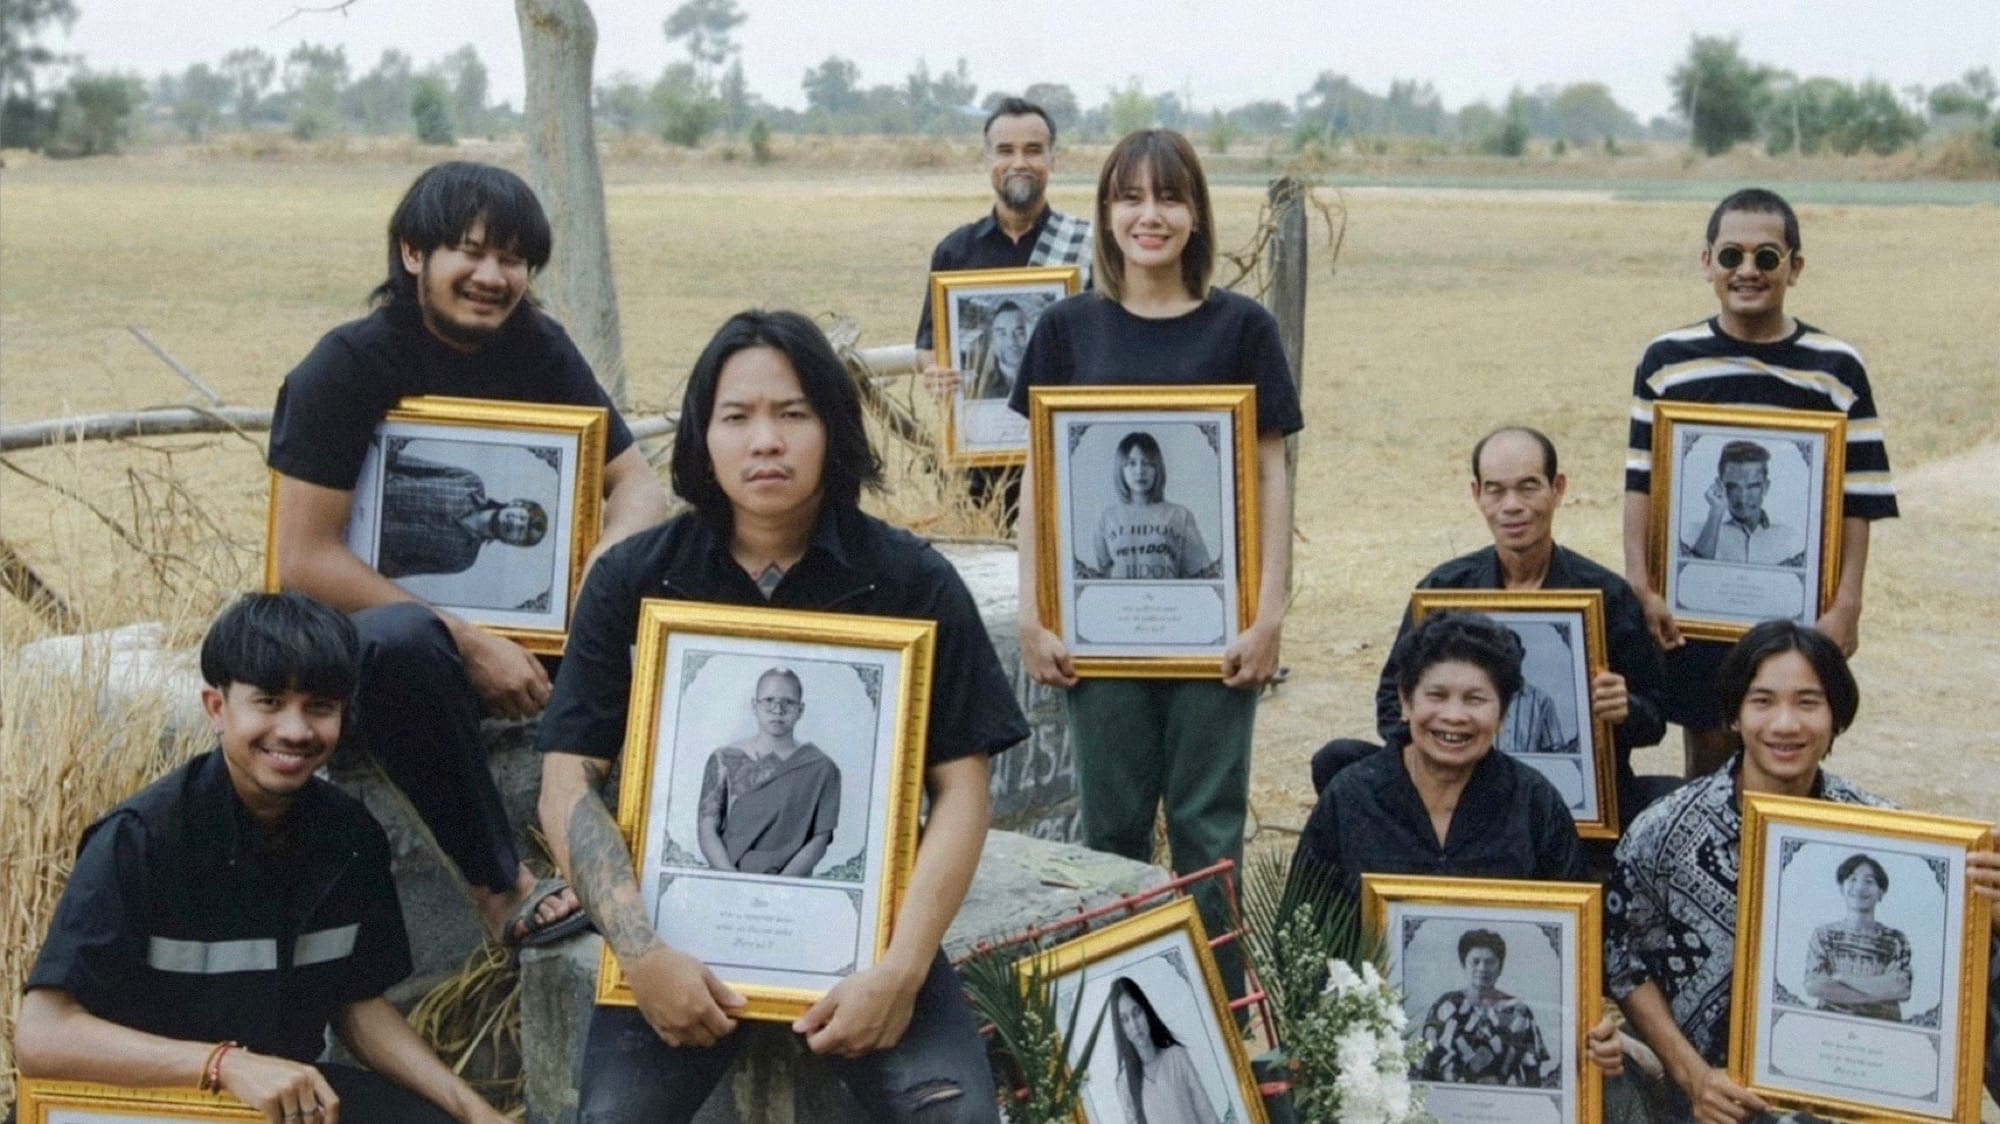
[1621,187,1899,779]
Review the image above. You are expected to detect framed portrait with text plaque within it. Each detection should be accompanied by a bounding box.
[15,1079,260,1122]
[929,265,1082,467]
[596,600,932,1022]
[1029,385,1260,678]
[1732,793,1993,1123]
[1646,402,1845,644]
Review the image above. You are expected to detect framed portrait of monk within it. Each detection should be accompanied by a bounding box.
[929,265,1082,467]
[1028,385,1261,678]
[1732,794,1993,1122]
[596,600,932,1022]
[1646,402,1845,643]
[1408,590,1621,839]
[1362,875,1604,1124]
[263,395,607,655]
[15,1078,260,1122]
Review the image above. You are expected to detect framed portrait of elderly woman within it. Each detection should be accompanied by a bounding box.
[929,265,1082,467]
[262,395,607,655]
[15,1079,259,1121]
[1029,385,1260,678]
[1731,794,1993,1122]
[1647,402,1846,643]
[1362,875,1603,1124]
[1026,897,1269,1124]
[1408,590,1621,840]
[596,599,932,1022]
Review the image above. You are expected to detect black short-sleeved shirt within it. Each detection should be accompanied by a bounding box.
[26,750,411,1063]
[537,504,1030,769]
[268,302,636,490]
[1006,289,1305,437]
[1294,747,1586,900]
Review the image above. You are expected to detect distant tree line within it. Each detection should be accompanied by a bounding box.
[4,0,1994,163]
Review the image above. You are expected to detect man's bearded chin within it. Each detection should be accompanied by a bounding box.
[1000,174,1043,210]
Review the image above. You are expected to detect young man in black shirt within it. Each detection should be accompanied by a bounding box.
[537,311,1027,1123]
[266,162,673,947]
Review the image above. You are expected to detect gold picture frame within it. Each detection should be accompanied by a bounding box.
[1646,402,1846,643]
[1029,385,1261,678]
[928,265,1084,468]
[1362,874,1604,1124]
[15,1079,260,1122]
[1023,897,1270,1124]
[264,395,608,655]
[1731,793,1993,1122]
[596,599,933,1022]
[1408,590,1622,839]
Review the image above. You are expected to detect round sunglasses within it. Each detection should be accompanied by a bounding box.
[1714,245,1790,272]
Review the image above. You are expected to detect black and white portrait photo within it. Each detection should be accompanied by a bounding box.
[1045,905,1260,1124]
[934,268,1078,463]
[1743,816,1975,1119]
[950,290,1059,403]
[1052,413,1240,661]
[635,634,902,992]
[1666,427,1829,628]
[346,424,579,632]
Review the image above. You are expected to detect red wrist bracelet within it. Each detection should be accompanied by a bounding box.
[201,1041,240,1094]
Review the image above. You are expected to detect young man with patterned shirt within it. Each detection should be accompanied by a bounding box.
[1621,188,1898,779]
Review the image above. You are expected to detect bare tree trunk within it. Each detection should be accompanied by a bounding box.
[515,0,627,406]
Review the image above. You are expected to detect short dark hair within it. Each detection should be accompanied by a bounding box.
[1458,928,1507,966]
[498,499,549,546]
[1836,852,1889,892]
[372,161,553,309]
[670,310,884,527]
[1716,619,1861,737]
[200,592,360,701]
[1706,187,1802,254]
[1471,426,1558,481]
[1094,129,1215,302]
[1392,611,1526,714]
[983,97,1055,147]
[1717,439,1771,473]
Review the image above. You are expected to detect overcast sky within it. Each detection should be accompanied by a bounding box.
[54,1,1999,122]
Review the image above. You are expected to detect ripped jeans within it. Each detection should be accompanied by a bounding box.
[576,950,1000,1123]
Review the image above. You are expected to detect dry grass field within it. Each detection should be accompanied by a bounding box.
[4,147,1999,1107]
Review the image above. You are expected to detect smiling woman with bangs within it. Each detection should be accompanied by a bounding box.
[1005,130,1305,1000]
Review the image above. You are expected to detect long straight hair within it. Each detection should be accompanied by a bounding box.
[1092,129,1215,303]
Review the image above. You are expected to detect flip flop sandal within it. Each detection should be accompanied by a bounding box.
[502,877,593,949]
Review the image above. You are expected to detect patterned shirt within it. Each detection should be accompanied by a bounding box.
[1805,920,1911,1021]
[377,453,494,578]
[1416,988,1554,1087]
[1605,757,1890,1067]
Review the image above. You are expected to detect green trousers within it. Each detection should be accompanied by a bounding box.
[1066,677,1258,997]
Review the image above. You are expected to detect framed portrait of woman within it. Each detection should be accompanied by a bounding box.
[1028,385,1261,678]
[1407,590,1621,839]
[14,1079,259,1122]
[1732,794,1993,1122]
[595,600,933,1022]
[928,265,1082,467]
[1025,897,1268,1124]
[262,395,607,655]
[1362,874,1603,1124]
[1646,402,1846,643]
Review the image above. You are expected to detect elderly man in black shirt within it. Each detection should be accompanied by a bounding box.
[1312,426,1676,832]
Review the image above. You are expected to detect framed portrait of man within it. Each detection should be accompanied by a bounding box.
[15,1079,259,1122]
[929,266,1082,466]
[1646,402,1846,643]
[596,600,932,1022]
[1731,794,1993,1122]
[1408,590,1621,839]
[1362,875,1603,1124]
[263,395,607,654]
[1029,385,1261,678]
[1026,897,1269,1124]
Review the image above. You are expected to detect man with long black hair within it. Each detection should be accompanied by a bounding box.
[267,161,671,948]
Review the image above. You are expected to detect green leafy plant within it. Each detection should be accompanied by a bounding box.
[959,941,1108,1123]
[1238,848,1368,1042]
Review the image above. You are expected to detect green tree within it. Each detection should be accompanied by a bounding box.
[1826,79,1925,155]
[282,42,347,140]
[170,62,231,140]
[1480,89,1532,156]
[1105,76,1152,136]
[0,0,76,100]
[1668,35,1769,155]
[437,45,487,137]
[662,0,744,87]
[747,115,772,163]
[410,74,453,144]
[1022,81,1079,136]
[1549,81,1639,144]
[652,61,715,147]
[1206,108,1238,154]
[1927,66,1995,122]
[49,71,139,156]
[218,47,274,129]
[596,71,649,135]
[1228,99,1291,135]
[717,57,749,133]
[801,55,861,118]
[344,49,412,134]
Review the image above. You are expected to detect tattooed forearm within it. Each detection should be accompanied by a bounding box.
[565,790,663,961]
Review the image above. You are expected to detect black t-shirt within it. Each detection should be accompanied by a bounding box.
[1006,289,1305,437]
[267,302,636,490]
[537,504,1029,770]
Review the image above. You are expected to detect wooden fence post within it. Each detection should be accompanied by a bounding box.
[1265,178,1308,617]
